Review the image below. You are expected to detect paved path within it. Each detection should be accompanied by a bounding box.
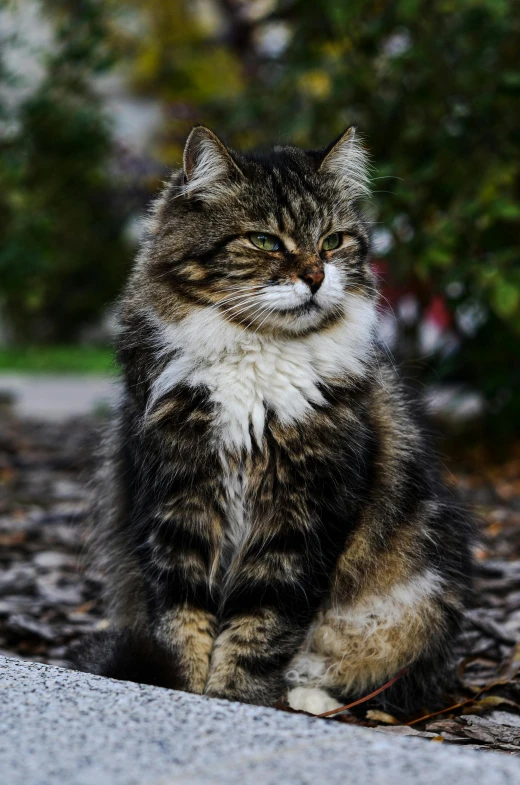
[0,374,119,420]
[1,656,519,785]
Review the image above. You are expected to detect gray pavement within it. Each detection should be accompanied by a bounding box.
[1,655,519,785]
[0,374,118,420]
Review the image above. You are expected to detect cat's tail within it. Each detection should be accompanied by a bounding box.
[68,629,183,690]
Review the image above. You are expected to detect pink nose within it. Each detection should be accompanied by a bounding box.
[300,267,324,294]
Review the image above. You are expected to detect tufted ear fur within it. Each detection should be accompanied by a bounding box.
[182,125,243,200]
[318,127,371,200]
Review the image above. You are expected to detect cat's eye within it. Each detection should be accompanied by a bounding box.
[249,232,280,251]
[322,233,342,251]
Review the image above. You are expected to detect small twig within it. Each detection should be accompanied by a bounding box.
[405,678,511,726]
[317,668,409,718]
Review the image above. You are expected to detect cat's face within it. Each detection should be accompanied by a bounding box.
[147,126,377,337]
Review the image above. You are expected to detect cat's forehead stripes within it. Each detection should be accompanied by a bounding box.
[262,165,333,249]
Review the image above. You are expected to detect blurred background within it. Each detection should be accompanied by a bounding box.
[0,0,519,441]
[2,2,520,745]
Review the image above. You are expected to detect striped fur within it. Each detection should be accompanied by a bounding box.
[77,126,473,715]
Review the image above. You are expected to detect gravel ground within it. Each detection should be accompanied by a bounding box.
[1,411,520,753]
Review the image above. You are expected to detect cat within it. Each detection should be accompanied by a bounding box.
[74,125,473,716]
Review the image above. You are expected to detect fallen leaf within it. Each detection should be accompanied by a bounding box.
[366,710,400,725]
[464,695,520,714]
[500,641,520,679]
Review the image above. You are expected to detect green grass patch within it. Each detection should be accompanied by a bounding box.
[0,345,118,374]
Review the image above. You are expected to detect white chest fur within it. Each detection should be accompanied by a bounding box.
[148,295,375,452]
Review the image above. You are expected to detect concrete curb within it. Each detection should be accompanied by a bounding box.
[1,655,519,785]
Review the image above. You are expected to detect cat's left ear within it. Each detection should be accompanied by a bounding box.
[182,125,243,200]
[318,127,371,199]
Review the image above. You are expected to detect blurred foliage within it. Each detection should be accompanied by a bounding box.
[0,0,130,342]
[0,0,519,435]
[124,0,247,163]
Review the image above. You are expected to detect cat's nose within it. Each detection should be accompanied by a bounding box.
[300,267,325,295]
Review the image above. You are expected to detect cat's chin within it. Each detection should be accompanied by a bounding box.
[245,304,341,336]
[271,300,321,316]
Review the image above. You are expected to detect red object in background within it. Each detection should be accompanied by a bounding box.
[424,295,452,329]
[371,259,452,329]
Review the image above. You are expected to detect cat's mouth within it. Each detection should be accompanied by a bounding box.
[273,299,321,315]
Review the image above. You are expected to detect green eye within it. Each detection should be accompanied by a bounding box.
[249,232,280,251]
[322,232,341,251]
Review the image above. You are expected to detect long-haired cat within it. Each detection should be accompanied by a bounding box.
[75,126,473,716]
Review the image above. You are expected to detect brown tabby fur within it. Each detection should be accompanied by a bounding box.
[75,126,473,716]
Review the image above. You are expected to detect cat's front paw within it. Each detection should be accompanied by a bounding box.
[287,687,343,716]
[204,685,238,702]
[205,678,277,706]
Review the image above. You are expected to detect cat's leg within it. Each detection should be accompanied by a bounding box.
[153,606,217,694]
[285,567,461,714]
[117,388,230,695]
[204,606,301,705]
[139,491,223,694]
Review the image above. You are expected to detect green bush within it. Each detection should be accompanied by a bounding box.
[0,0,130,342]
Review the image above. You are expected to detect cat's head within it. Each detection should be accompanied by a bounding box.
[145,126,377,337]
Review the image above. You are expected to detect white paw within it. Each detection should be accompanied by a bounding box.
[287,687,343,716]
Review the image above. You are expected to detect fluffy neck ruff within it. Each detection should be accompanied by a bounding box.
[147,293,378,452]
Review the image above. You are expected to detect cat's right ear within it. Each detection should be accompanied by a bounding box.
[182,126,243,200]
[318,127,371,200]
